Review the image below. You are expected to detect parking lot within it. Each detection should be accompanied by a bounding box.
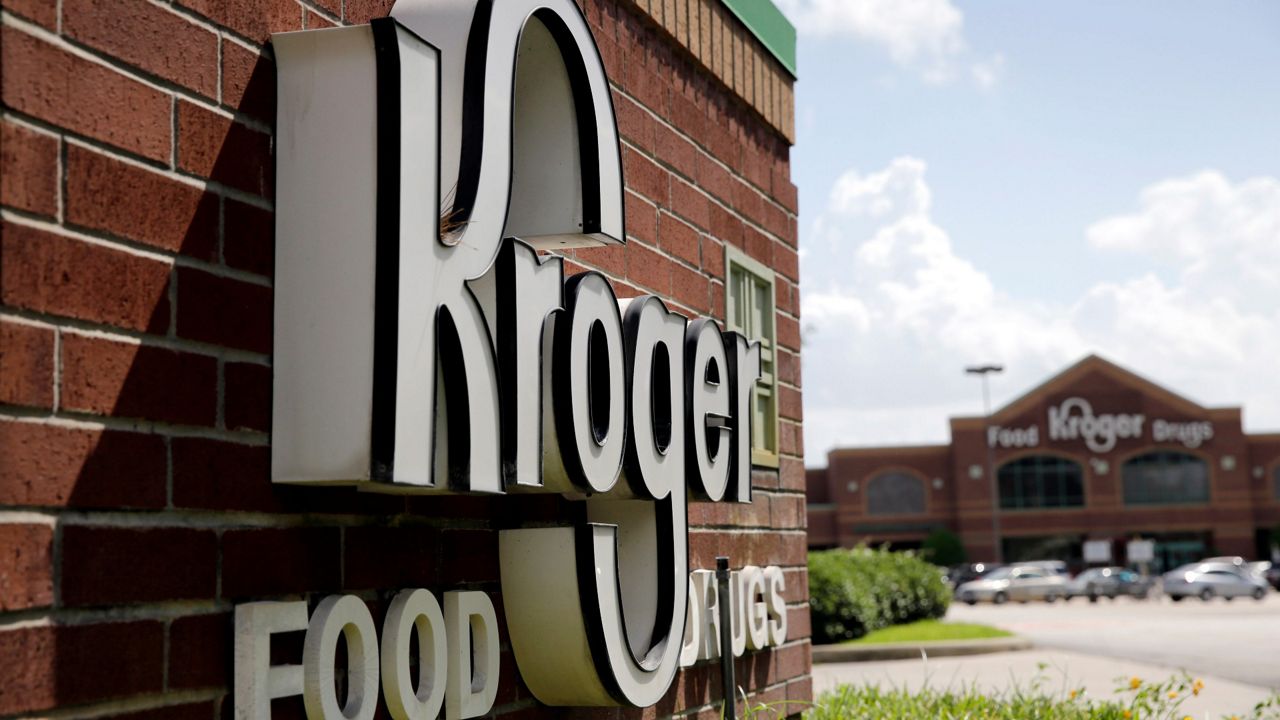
[948,591,1280,690]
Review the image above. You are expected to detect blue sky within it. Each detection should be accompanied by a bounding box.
[778,1,1280,462]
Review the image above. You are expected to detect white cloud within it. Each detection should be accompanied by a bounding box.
[800,160,1280,463]
[778,0,1002,86]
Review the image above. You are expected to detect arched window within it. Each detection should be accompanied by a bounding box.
[997,456,1084,509]
[1122,451,1209,505]
[866,472,926,516]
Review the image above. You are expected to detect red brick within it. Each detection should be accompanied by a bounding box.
[60,334,216,425]
[671,263,709,314]
[654,123,697,180]
[778,419,800,456]
[772,172,798,215]
[775,277,796,315]
[657,211,700,267]
[64,0,218,98]
[786,606,811,640]
[702,235,725,280]
[344,526,438,590]
[1,27,170,163]
[574,244,626,279]
[62,526,217,605]
[224,199,273,277]
[437,528,499,584]
[0,523,53,611]
[778,384,802,422]
[178,101,273,198]
[732,177,766,228]
[626,241,670,296]
[102,702,218,720]
[1,222,171,333]
[773,243,799,283]
[0,420,166,509]
[622,146,668,206]
[770,493,805,529]
[221,527,341,598]
[670,177,709,230]
[743,226,771,268]
[1,121,58,217]
[0,621,164,715]
[175,267,272,353]
[66,145,218,260]
[670,92,706,147]
[171,437,270,511]
[221,39,275,122]
[225,361,271,431]
[696,153,733,207]
[177,0,301,44]
[776,314,800,352]
[0,320,54,409]
[305,9,338,28]
[169,613,230,690]
[345,0,396,23]
[613,91,654,153]
[1,0,56,28]
[708,203,743,249]
[624,191,657,245]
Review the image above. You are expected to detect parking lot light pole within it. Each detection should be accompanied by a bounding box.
[966,364,1004,564]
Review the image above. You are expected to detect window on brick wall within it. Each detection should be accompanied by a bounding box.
[724,244,778,467]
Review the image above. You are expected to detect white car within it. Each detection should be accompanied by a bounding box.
[1162,562,1269,601]
[956,564,1069,605]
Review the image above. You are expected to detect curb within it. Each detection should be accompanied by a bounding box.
[812,636,1033,663]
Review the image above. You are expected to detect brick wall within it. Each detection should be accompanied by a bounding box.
[0,0,805,717]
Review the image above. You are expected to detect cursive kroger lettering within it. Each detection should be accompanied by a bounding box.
[1047,397,1144,453]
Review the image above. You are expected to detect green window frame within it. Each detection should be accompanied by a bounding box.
[997,455,1085,509]
[1122,451,1210,505]
[724,244,779,468]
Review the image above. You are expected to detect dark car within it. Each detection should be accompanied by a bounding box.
[1065,567,1155,601]
[947,563,1003,588]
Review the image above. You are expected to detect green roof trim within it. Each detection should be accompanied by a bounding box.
[721,0,797,77]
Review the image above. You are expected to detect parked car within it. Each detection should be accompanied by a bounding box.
[1065,567,1154,601]
[1020,560,1069,577]
[947,562,1003,588]
[1162,562,1269,601]
[956,564,1068,605]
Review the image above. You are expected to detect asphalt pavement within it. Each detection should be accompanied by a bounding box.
[947,591,1280,690]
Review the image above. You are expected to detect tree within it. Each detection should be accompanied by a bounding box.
[922,528,967,566]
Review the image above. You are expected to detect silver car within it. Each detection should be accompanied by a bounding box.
[1162,562,1269,601]
[956,564,1069,605]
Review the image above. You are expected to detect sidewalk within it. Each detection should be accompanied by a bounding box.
[812,648,1276,718]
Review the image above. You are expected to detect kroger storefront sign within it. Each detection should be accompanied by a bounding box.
[986,397,1214,452]
[240,1,786,718]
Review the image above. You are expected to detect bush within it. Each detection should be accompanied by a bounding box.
[922,528,967,566]
[808,546,950,644]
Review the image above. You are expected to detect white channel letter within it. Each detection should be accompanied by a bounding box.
[686,319,732,501]
[724,332,762,503]
[381,589,448,720]
[444,591,500,720]
[303,595,380,720]
[234,601,309,719]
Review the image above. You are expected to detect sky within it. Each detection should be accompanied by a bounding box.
[775,0,1280,464]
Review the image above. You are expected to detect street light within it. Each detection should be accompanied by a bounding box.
[966,364,1004,564]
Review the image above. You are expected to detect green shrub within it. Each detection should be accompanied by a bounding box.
[922,528,967,566]
[807,546,950,644]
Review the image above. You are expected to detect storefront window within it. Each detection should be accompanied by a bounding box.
[997,455,1085,509]
[1122,451,1209,505]
[866,472,926,516]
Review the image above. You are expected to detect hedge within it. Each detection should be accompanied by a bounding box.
[808,546,950,644]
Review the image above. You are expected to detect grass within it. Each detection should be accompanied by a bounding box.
[801,671,1280,720]
[844,618,1012,644]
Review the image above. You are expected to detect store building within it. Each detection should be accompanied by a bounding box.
[0,0,808,717]
[807,355,1280,571]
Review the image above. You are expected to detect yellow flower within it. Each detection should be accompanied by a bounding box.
[1193,679,1204,696]
[1129,677,1142,690]
[1168,691,1178,699]
[1069,690,1078,699]
[1123,711,1132,719]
